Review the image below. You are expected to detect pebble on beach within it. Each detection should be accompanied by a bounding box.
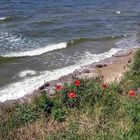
[96,64,107,68]
[38,82,50,91]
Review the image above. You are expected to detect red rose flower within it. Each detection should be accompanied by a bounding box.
[102,83,107,89]
[128,89,135,97]
[74,80,80,86]
[68,91,77,99]
[55,85,63,92]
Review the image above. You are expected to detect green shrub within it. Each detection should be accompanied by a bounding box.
[132,49,140,74]
[34,92,55,115]
[121,49,140,91]
[0,104,38,139]
[101,91,120,118]
[11,104,38,127]
[123,98,140,140]
[52,107,66,122]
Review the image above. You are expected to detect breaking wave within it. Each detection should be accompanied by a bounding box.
[2,42,67,57]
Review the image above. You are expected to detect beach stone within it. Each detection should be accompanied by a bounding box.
[96,64,104,68]
[101,76,104,79]
[128,59,132,63]
[84,69,90,73]
[38,82,50,91]
[96,64,107,68]
[77,72,100,80]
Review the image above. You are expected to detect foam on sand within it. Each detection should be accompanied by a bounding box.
[0,48,121,102]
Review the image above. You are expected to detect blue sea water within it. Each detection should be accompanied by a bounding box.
[0,0,140,54]
[0,0,140,102]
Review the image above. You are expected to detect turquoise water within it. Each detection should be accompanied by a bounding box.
[0,0,140,101]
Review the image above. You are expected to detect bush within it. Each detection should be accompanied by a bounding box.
[0,104,38,139]
[58,78,103,108]
[11,104,38,127]
[132,49,140,74]
[52,107,66,122]
[34,92,54,115]
[123,98,140,140]
[122,49,140,90]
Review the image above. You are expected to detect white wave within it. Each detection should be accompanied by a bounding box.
[0,17,7,20]
[77,48,121,66]
[0,48,121,102]
[18,70,37,78]
[116,11,121,14]
[2,42,67,57]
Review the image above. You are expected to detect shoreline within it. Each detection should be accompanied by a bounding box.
[0,48,137,108]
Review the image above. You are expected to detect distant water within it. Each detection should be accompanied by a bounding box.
[0,0,140,102]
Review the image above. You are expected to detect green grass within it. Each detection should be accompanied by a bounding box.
[1,49,140,140]
[0,104,40,139]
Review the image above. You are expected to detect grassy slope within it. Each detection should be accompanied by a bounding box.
[1,49,140,140]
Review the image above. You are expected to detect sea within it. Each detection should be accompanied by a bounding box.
[0,0,140,102]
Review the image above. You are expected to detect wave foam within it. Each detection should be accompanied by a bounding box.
[2,42,67,57]
[18,70,37,78]
[0,48,121,102]
[116,11,121,14]
[77,48,121,66]
[0,17,7,20]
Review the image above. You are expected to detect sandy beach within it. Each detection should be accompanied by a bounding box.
[95,50,135,83]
